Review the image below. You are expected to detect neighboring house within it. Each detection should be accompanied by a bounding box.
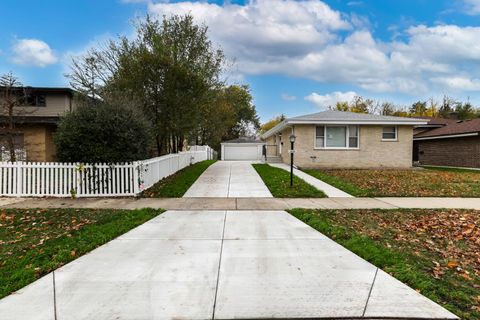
[221,137,265,161]
[261,110,426,168]
[0,87,75,162]
[413,118,480,168]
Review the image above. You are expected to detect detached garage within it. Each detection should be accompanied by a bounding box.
[221,137,265,161]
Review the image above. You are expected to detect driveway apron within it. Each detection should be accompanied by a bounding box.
[183,161,272,198]
[0,210,457,320]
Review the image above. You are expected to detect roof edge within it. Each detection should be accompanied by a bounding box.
[261,118,428,139]
[414,132,479,141]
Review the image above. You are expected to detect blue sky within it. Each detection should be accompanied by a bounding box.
[1,0,480,121]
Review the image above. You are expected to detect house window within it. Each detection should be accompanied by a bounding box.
[382,126,397,140]
[315,125,359,149]
[315,126,324,148]
[326,126,346,148]
[0,133,24,149]
[21,94,47,107]
[349,125,358,148]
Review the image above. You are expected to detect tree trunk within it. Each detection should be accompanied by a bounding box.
[178,134,184,151]
[7,101,16,162]
[156,135,162,156]
[7,133,16,162]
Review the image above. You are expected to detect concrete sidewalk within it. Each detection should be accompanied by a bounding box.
[2,196,480,210]
[183,161,272,197]
[0,210,457,319]
[270,163,353,197]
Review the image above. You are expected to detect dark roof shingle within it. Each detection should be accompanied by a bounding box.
[414,118,480,138]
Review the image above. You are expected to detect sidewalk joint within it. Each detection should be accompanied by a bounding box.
[212,210,227,319]
[362,267,378,317]
[53,271,58,320]
[226,164,232,198]
[373,198,401,209]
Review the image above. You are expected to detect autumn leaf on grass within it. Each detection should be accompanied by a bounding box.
[432,261,444,279]
[460,273,472,280]
[447,261,459,268]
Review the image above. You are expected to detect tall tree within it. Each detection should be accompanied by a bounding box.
[194,88,237,148]
[438,95,456,118]
[350,96,372,113]
[410,101,428,116]
[221,85,260,140]
[260,114,286,134]
[0,73,30,162]
[67,14,226,155]
[455,102,478,120]
[380,102,396,116]
[334,101,349,112]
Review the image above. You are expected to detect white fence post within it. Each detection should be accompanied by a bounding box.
[133,161,141,196]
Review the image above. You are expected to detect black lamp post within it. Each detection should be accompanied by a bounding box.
[289,134,296,187]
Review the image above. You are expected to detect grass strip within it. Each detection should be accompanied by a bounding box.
[302,169,370,196]
[289,209,479,319]
[253,163,326,198]
[143,160,216,197]
[0,208,162,298]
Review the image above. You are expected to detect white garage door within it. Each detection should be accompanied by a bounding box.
[223,145,261,160]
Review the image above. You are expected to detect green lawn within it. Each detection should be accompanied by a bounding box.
[0,208,162,299]
[303,167,480,197]
[252,164,326,198]
[143,160,216,197]
[290,208,479,319]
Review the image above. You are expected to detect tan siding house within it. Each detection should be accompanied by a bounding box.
[1,87,75,162]
[262,110,426,169]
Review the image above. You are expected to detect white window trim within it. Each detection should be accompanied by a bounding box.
[314,125,360,150]
[382,125,398,141]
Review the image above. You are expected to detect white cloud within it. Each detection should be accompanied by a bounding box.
[11,39,58,67]
[305,91,357,109]
[281,93,297,101]
[431,76,480,91]
[148,0,349,61]
[347,1,363,6]
[462,0,480,15]
[125,0,480,97]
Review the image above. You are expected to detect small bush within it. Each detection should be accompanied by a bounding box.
[55,102,151,163]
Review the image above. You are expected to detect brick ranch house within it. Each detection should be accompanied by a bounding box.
[414,118,480,168]
[0,87,75,162]
[261,110,427,168]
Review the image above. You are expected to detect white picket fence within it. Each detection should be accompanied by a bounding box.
[0,146,215,198]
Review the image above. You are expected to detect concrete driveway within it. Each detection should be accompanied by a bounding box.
[0,210,457,320]
[184,161,272,197]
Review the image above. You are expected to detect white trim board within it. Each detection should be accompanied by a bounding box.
[263,120,427,139]
[413,132,479,141]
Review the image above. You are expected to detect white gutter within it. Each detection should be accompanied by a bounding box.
[262,119,428,139]
[287,120,427,125]
[414,132,479,141]
[221,142,265,145]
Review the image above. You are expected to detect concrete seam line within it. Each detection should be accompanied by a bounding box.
[53,271,58,320]
[373,198,401,209]
[227,164,232,198]
[327,197,348,208]
[212,210,227,319]
[362,267,379,317]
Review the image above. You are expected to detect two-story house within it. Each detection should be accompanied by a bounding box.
[0,87,75,162]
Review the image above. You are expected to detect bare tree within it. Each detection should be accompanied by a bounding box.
[66,41,122,98]
[0,73,31,162]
